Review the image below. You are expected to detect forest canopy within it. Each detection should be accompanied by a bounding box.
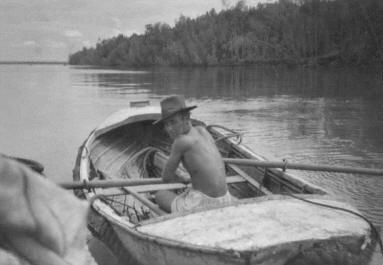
[69,0,383,67]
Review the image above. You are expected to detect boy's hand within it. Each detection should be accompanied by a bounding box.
[178,173,191,184]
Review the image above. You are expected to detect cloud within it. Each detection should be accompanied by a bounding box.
[23,40,37,47]
[45,40,66,48]
[124,30,140,37]
[64,29,83,38]
[111,17,122,28]
[12,40,38,48]
[112,28,123,36]
[110,17,124,36]
[82,40,92,47]
[14,39,66,50]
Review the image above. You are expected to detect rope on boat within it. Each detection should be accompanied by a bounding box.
[286,192,383,258]
[124,146,164,179]
[88,191,153,222]
[116,146,163,179]
[140,147,163,178]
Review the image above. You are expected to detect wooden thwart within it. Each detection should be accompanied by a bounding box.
[223,158,383,176]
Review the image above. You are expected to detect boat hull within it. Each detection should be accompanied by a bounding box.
[73,107,377,265]
[90,209,376,265]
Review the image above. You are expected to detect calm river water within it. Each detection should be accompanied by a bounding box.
[1,64,382,262]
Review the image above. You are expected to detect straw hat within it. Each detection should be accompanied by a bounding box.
[153,95,197,124]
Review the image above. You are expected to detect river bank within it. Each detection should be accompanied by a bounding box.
[69,0,383,68]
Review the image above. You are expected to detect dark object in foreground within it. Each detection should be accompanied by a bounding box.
[0,154,44,174]
[0,156,94,265]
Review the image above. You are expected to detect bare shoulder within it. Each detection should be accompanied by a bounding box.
[172,133,194,152]
[194,125,214,140]
[194,125,209,135]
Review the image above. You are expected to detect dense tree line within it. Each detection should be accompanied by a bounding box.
[69,0,383,66]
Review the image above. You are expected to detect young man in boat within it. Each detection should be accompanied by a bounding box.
[153,95,232,213]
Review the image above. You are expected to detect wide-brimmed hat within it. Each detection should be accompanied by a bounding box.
[153,95,197,124]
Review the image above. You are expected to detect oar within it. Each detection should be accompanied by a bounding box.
[61,175,247,191]
[59,178,164,189]
[60,178,167,215]
[223,158,383,176]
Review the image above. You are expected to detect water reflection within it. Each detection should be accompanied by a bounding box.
[79,65,383,100]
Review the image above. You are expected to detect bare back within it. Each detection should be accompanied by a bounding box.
[180,126,227,197]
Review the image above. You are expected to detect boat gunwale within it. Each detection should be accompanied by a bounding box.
[93,107,161,138]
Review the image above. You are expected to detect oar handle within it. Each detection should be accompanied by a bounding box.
[59,178,164,189]
[223,158,383,176]
[66,179,168,215]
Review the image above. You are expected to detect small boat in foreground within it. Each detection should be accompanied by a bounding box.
[73,104,377,265]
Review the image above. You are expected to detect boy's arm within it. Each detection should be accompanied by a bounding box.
[162,138,189,183]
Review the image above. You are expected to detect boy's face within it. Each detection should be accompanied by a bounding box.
[163,113,186,140]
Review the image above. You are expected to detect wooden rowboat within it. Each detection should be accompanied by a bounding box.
[73,105,377,265]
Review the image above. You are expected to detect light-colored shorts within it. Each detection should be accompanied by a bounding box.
[171,188,233,212]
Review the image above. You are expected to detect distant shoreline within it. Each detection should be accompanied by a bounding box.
[0,61,68,65]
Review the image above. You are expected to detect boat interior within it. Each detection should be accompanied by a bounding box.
[85,118,325,223]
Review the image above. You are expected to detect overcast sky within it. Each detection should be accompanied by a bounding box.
[0,0,273,61]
